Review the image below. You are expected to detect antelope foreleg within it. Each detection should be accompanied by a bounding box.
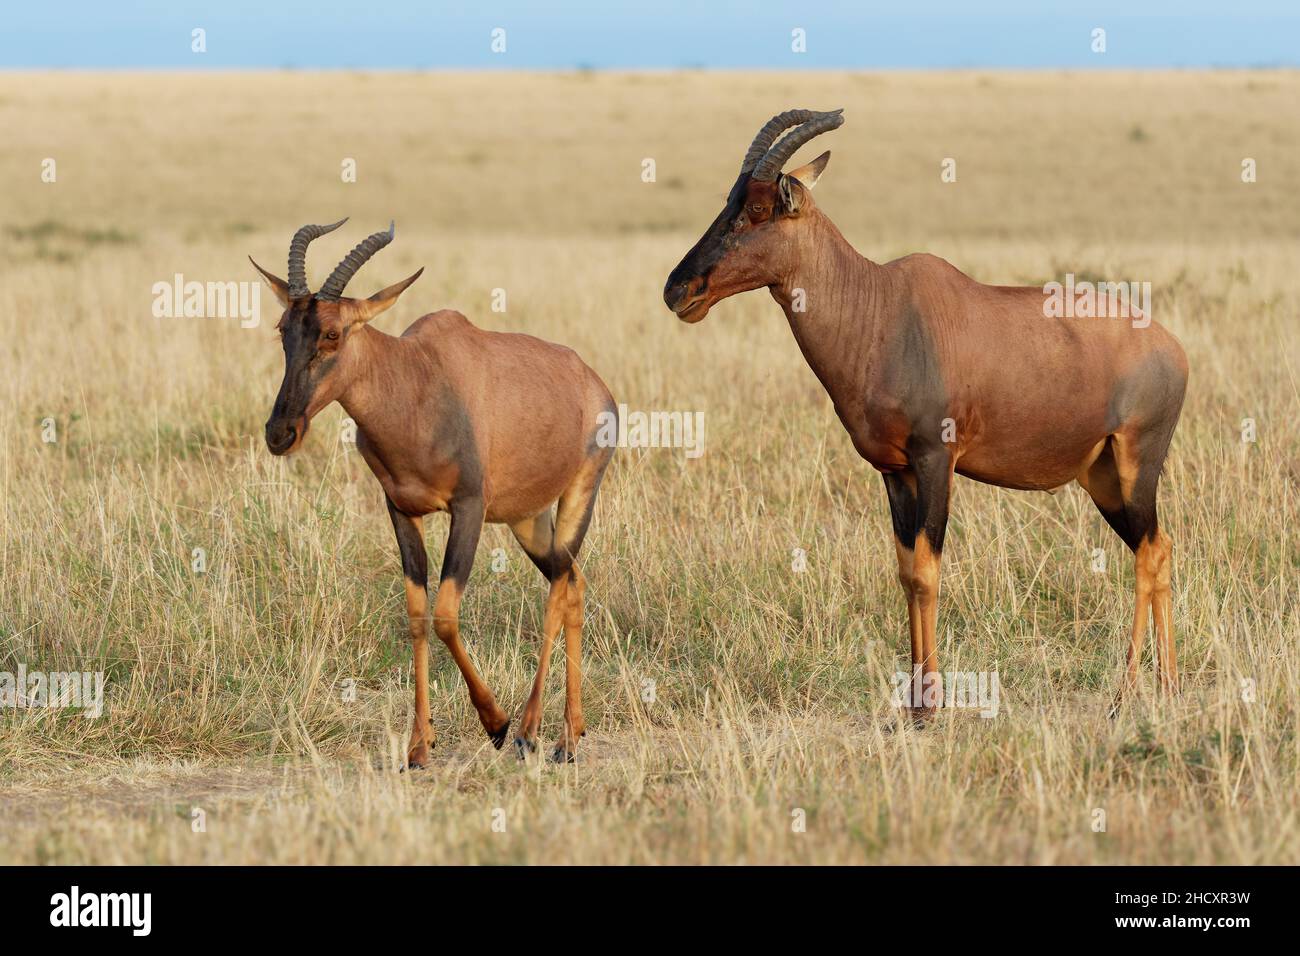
[387,499,433,769]
[913,534,943,714]
[885,454,952,720]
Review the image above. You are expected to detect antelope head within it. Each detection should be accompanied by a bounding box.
[663,108,843,323]
[250,220,423,455]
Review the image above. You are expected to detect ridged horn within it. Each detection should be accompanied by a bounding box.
[751,109,844,182]
[287,219,347,297]
[316,222,396,301]
[740,109,820,174]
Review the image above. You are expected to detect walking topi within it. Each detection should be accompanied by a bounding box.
[252,220,617,765]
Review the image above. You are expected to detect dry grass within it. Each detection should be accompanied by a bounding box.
[0,70,1297,864]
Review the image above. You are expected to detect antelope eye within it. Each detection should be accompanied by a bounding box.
[748,204,765,215]
[325,331,339,341]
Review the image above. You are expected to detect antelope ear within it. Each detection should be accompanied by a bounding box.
[249,257,291,307]
[353,268,424,324]
[785,150,826,189]
[779,152,831,213]
[789,150,831,190]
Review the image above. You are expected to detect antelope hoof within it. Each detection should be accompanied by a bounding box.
[550,730,584,764]
[908,707,939,728]
[1109,685,1134,720]
[404,742,433,771]
[487,719,511,750]
[513,736,537,760]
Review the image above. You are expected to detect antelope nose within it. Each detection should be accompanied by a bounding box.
[265,420,297,455]
[664,275,704,312]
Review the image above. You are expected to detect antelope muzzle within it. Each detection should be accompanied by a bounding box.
[264,415,305,456]
[663,273,710,322]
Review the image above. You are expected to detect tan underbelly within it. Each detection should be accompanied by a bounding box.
[483,469,576,525]
[956,436,1106,491]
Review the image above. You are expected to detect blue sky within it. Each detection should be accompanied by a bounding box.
[2,2,1297,69]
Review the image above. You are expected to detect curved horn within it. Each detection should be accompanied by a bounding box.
[287,218,347,297]
[751,109,844,182]
[740,109,821,175]
[316,221,396,301]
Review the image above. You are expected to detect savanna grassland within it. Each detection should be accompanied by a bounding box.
[0,70,1297,864]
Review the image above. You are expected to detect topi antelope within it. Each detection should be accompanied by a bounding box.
[251,220,616,765]
[664,110,1188,718]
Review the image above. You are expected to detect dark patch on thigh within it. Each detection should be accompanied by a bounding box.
[586,395,620,459]
[521,545,556,580]
[514,512,558,581]
[1097,503,1137,550]
[1108,350,1188,434]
